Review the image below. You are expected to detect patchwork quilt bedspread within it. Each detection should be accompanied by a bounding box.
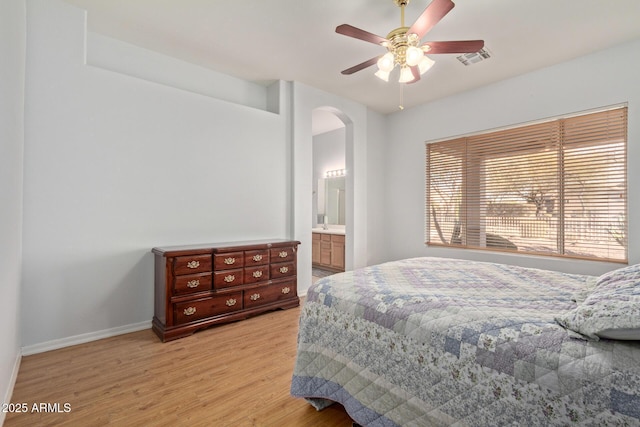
[290,257,640,426]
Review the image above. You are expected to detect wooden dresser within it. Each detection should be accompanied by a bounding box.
[152,239,300,342]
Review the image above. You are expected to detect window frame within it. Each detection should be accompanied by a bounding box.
[425,105,628,263]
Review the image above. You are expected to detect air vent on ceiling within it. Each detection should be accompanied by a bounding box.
[457,48,491,66]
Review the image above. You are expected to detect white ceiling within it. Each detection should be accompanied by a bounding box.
[62,0,640,119]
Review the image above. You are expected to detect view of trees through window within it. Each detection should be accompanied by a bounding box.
[426,107,627,262]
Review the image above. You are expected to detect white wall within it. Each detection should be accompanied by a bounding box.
[365,108,388,266]
[384,38,640,276]
[21,0,291,349]
[86,32,270,112]
[0,0,25,418]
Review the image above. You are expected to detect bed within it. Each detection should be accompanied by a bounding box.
[290,257,640,426]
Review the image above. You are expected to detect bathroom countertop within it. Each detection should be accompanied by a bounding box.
[311,228,345,235]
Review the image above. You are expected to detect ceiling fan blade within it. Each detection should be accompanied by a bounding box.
[408,0,455,40]
[407,66,421,84]
[422,40,485,54]
[341,56,380,75]
[336,24,388,45]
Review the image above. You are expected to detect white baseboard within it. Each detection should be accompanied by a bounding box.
[19,299,307,357]
[21,320,152,356]
[1,350,22,426]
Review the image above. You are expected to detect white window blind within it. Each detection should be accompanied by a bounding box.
[426,106,627,262]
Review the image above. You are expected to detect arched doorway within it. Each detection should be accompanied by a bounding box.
[311,108,347,282]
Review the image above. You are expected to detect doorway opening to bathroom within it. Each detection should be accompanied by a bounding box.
[311,108,346,284]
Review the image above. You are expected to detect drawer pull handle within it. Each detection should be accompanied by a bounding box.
[226,298,237,307]
[250,293,261,301]
[282,287,291,294]
[183,306,196,316]
[224,257,236,265]
[278,251,288,258]
[224,275,235,283]
[186,260,200,269]
[186,279,200,288]
[279,266,289,274]
[252,271,263,278]
[252,254,263,262]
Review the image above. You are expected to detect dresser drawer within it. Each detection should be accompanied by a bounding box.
[213,268,244,289]
[174,293,242,324]
[270,247,295,263]
[244,265,270,284]
[244,249,269,266]
[244,281,297,309]
[270,261,296,279]
[174,273,212,295]
[173,254,212,275]
[213,252,244,270]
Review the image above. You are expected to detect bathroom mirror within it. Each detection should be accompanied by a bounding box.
[317,176,346,225]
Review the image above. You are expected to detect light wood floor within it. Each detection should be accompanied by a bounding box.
[5,302,354,427]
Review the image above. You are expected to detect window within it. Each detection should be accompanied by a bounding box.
[426,106,627,262]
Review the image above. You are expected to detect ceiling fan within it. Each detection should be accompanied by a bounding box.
[336,0,484,84]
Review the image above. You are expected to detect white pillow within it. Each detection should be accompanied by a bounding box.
[555,264,640,341]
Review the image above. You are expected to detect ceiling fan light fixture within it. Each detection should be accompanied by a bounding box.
[377,52,395,72]
[375,69,391,82]
[418,55,435,74]
[335,0,484,109]
[398,66,415,83]
[405,46,423,66]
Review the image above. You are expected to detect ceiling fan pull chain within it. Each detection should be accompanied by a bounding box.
[399,84,404,110]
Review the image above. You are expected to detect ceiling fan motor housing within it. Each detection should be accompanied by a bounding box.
[384,27,420,66]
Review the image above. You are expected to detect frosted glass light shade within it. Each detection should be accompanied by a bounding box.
[418,55,435,74]
[374,69,390,81]
[398,67,414,83]
[405,46,423,66]
[377,52,395,72]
